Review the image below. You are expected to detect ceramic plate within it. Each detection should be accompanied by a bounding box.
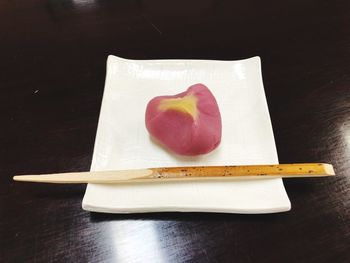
[82,55,291,214]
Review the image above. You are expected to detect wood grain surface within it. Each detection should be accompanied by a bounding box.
[0,0,349,262]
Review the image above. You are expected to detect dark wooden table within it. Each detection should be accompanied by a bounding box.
[1,0,349,262]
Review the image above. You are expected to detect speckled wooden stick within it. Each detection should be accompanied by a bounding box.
[13,163,335,184]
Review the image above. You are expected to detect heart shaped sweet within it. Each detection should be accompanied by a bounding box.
[145,83,222,155]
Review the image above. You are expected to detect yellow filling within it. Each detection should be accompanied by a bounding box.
[158,95,198,119]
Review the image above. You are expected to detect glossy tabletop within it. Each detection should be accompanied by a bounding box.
[1,0,349,262]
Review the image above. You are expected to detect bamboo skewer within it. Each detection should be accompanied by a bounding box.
[13,163,335,184]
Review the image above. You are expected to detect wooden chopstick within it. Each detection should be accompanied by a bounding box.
[13,163,335,184]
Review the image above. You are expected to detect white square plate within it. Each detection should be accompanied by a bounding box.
[82,55,291,214]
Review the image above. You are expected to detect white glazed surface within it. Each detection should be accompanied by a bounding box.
[82,55,291,214]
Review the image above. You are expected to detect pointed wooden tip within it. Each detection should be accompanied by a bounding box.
[13,175,24,181]
[13,175,42,182]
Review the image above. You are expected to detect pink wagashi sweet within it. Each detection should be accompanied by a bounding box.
[145,83,222,156]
